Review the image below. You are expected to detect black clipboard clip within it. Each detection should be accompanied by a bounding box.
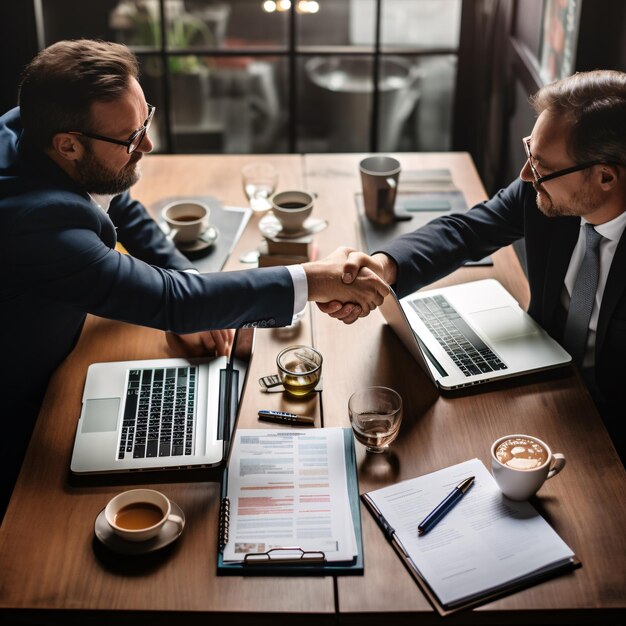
[243,547,326,565]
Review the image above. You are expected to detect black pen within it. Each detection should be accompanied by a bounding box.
[258,410,315,425]
[417,476,474,536]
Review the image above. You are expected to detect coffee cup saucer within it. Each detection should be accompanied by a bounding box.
[94,501,185,555]
[174,225,219,253]
[259,214,328,239]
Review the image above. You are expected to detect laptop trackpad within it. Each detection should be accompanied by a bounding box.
[81,398,120,433]
[469,307,538,341]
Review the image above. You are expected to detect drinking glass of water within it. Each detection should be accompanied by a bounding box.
[241,162,278,212]
[348,387,403,453]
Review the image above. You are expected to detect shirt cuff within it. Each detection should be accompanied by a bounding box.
[183,268,200,274]
[286,264,308,322]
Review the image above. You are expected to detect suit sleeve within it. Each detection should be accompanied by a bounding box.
[379,178,529,297]
[107,191,194,271]
[8,197,295,331]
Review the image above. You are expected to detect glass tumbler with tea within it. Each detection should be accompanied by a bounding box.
[276,345,323,397]
[241,162,278,212]
[348,386,403,453]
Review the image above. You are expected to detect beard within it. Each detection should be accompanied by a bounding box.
[74,146,142,195]
[534,181,602,219]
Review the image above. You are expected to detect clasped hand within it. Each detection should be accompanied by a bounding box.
[308,248,396,325]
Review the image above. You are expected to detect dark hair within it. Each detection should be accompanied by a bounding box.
[531,70,626,166]
[18,39,139,149]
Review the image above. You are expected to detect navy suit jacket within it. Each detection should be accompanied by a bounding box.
[380,178,626,456]
[0,108,294,440]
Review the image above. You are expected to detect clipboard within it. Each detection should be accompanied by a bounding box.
[217,428,364,576]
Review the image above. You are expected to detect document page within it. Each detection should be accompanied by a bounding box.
[223,428,357,563]
[365,458,574,607]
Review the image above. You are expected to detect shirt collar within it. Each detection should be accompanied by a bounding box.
[581,209,626,243]
[89,193,116,213]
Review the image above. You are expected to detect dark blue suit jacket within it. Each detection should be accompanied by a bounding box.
[381,178,626,457]
[0,108,294,499]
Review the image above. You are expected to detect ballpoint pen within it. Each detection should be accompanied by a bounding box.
[417,476,475,536]
[258,410,315,425]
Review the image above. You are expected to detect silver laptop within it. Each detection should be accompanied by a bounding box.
[70,329,253,474]
[380,279,571,390]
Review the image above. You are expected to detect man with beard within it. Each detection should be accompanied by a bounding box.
[322,70,626,463]
[0,39,389,518]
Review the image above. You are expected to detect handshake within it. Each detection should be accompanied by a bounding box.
[303,246,399,325]
[169,246,399,357]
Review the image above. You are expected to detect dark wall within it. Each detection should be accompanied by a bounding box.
[576,0,626,71]
[0,3,38,113]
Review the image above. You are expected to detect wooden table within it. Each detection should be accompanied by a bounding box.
[1,153,624,625]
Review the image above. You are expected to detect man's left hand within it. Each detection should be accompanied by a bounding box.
[165,329,234,357]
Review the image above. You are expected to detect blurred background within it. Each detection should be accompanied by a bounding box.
[1,0,625,194]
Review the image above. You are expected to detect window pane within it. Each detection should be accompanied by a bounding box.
[386,54,457,151]
[166,55,288,153]
[377,56,421,151]
[300,55,374,152]
[297,0,375,48]
[137,56,167,151]
[381,0,461,49]
[165,0,288,51]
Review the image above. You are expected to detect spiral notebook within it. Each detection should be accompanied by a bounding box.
[217,427,363,575]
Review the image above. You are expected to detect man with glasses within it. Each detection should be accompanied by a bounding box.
[323,70,626,463]
[0,39,388,518]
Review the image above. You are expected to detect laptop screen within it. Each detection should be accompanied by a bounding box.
[221,328,255,468]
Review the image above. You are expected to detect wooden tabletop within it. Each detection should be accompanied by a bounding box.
[0,153,624,625]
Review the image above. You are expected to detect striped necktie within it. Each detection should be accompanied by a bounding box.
[562,223,603,366]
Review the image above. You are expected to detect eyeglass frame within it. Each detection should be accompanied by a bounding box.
[521,136,619,185]
[68,104,155,154]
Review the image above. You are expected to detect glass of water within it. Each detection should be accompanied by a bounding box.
[348,387,403,453]
[241,162,278,212]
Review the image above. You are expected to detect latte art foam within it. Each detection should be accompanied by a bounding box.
[495,437,548,470]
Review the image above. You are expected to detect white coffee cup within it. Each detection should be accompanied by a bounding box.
[162,200,210,244]
[270,190,314,233]
[104,489,184,542]
[491,434,566,501]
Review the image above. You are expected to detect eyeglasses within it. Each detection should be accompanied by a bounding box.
[69,104,155,154]
[522,136,609,185]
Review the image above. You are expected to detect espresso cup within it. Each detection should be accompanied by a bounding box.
[270,190,314,233]
[162,200,210,244]
[359,155,401,225]
[491,434,566,501]
[104,489,184,542]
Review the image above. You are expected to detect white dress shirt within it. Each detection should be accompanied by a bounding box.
[561,210,626,367]
[89,194,308,322]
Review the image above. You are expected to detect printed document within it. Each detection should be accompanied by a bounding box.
[364,458,575,607]
[223,428,357,563]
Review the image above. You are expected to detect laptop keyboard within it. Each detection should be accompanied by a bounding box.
[118,366,197,460]
[409,295,508,377]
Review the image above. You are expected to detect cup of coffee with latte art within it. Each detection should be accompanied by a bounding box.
[490,434,566,501]
[104,488,184,542]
